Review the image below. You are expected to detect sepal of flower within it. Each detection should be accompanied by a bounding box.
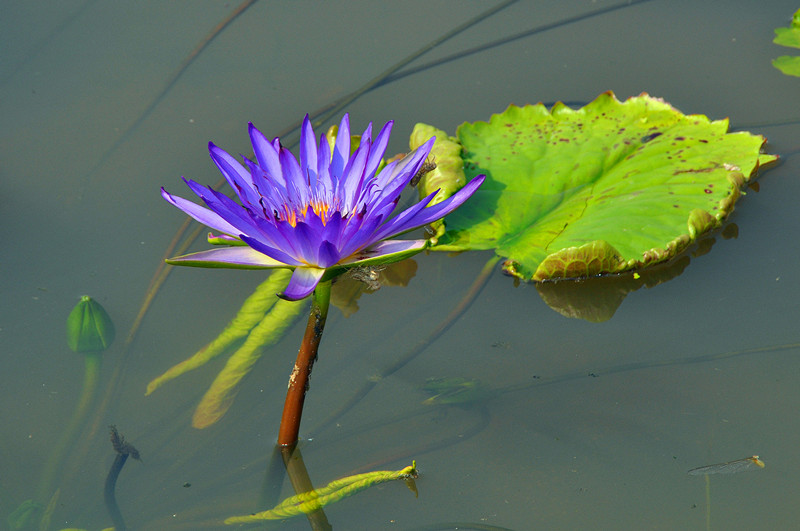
[162,114,485,300]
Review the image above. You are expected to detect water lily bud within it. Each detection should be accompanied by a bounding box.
[66,295,115,353]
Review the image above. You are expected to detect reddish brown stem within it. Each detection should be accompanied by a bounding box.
[277,280,331,446]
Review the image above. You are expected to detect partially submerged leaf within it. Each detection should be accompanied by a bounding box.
[224,462,418,524]
[429,92,775,281]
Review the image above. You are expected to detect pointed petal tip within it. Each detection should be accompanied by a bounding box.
[280,267,327,300]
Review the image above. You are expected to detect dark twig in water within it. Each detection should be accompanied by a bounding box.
[85,0,258,181]
[313,255,500,437]
[276,0,520,145]
[376,0,656,88]
[105,426,141,531]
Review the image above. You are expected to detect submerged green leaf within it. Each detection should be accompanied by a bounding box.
[773,8,800,76]
[224,462,418,524]
[146,269,291,395]
[429,92,775,281]
[6,500,40,530]
[422,377,490,405]
[192,294,306,428]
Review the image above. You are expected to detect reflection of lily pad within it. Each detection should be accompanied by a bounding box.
[427,92,776,281]
[773,8,800,77]
[536,255,691,322]
[330,259,418,317]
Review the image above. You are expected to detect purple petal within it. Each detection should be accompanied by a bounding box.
[279,146,308,204]
[280,267,326,301]
[371,192,436,241]
[366,140,435,216]
[374,174,486,241]
[166,246,289,268]
[291,221,323,264]
[317,240,341,268]
[341,239,427,266]
[321,211,343,247]
[184,179,261,236]
[338,212,384,258]
[161,187,240,236]
[208,143,259,207]
[240,234,304,266]
[330,114,350,178]
[317,131,333,189]
[364,121,393,179]
[249,123,285,187]
[299,115,318,182]
[374,137,434,189]
[247,213,300,253]
[340,140,370,211]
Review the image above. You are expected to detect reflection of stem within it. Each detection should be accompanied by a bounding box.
[278,281,331,447]
[313,255,499,437]
[280,445,332,531]
[36,351,101,501]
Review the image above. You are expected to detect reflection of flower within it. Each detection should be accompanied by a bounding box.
[162,114,484,300]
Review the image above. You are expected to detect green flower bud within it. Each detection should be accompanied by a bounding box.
[66,295,115,353]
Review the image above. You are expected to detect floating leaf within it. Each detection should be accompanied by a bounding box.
[224,462,418,524]
[773,8,800,77]
[774,8,800,48]
[426,92,775,281]
[772,55,800,76]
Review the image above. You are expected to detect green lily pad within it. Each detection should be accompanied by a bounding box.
[773,8,800,77]
[427,92,776,281]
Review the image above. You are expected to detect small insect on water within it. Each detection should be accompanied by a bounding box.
[410,158,437,187]
[687,455,765,476]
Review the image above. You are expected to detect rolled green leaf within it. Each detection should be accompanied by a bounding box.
[66,296,115,353]
[224,462,417,523]
[409,123,466,205]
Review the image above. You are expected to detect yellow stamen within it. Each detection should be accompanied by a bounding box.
[283,200,332,227]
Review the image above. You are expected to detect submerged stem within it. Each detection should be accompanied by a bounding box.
[36,352,102,501]
[104,426,140,531]
[277,281,331,446]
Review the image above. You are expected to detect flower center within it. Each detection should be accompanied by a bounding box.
[283,199,333,227]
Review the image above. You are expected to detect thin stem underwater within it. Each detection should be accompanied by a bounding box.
[277,280,331,446]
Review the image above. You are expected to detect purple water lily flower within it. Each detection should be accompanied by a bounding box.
[162,114,484,300]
